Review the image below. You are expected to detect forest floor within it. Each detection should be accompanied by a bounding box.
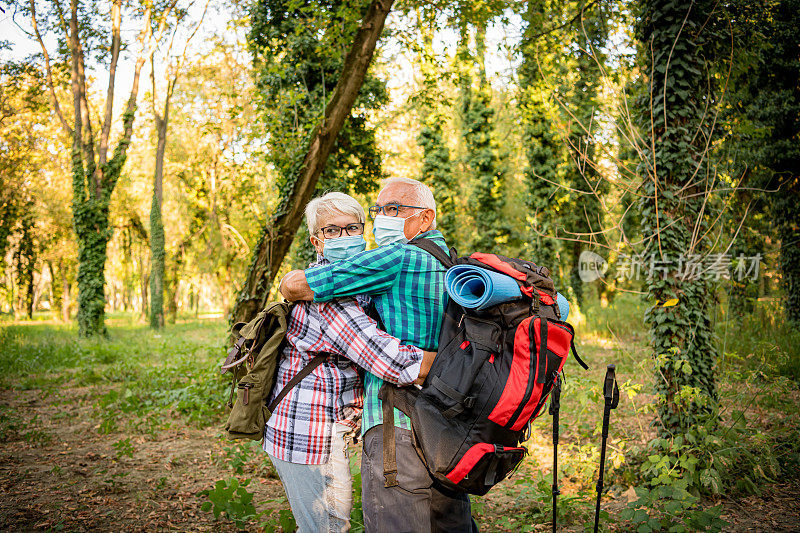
[1,299,799,532]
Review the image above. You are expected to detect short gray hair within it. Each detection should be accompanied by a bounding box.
[382,177,437,229]
[305,192,365,235]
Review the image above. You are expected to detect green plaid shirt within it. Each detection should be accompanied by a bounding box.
[305,230,449,434]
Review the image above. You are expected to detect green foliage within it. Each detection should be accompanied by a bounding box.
[617,397,800,500]
[112,437,136,459]
[715,297,800,382]
[729,0,800,325]
[620,484,728,532]
[0,60,46,268]
[559,3,611,307]
[13,203,37,318]
[413,12,457,245]
[223,442,252,475]
[200,478,258,529]
[418,119,456,238]
[248,0,386,261]
[349,452,364,532]
[260,503,298,533]
[245,0,389,283]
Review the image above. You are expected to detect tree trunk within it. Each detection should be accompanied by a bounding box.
[74,207,112,334]
[149,112,167,329]
[231,0,395,325]
[147,7,201,328]
[47,261,58,319]
[61,266,71,322]
[776,184,800,325]
[165,243,184,324]
[121,227,132,311]
[636,0,719,433]
[139,245,149,321]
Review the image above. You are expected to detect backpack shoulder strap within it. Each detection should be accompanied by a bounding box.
[409,237,454,268]
[267,354,327,413]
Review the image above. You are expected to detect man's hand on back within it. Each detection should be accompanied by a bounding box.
[279,270,315,301]
[415,350,438,385]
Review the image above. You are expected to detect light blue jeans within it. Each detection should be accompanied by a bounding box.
[267,423,352,533]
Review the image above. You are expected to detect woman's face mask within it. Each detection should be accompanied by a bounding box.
[372,211,423,246]
[321,234,367,262]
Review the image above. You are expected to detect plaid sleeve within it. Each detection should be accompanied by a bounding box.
[306,246,405,302]
[317,300,422,386]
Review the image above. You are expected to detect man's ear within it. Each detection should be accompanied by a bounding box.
[421,209,435,231]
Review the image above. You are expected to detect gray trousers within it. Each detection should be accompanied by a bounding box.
[362,426,479,533]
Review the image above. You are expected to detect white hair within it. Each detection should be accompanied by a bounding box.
[382,177,437,229]
[305,191,365,235]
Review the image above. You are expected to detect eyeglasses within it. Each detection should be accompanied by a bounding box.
[316,223,365,239]
[368,202,426,219]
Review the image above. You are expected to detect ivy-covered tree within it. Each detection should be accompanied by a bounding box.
[13,201,37,319]
[28,0,172,335]
[731,0,800,325]
[459,20,510,251]
[148,5,208,329]
[519,0,565,278]
[250,0,387,265]
[635,0,721,432]
[415,11,457,244]
[559,1,609,308]
[0,59,43,267]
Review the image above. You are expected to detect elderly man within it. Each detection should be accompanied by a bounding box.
[281,177,477,533]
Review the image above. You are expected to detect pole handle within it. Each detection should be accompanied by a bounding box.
[603,364,620,409]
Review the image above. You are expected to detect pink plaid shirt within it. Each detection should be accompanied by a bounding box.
[263,297,423,464]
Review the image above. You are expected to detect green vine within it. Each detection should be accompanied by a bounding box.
[635,0,721,432]
[150,187,165,329]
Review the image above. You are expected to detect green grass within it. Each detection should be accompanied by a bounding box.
[0,314,230,428]
[714,297,800,381]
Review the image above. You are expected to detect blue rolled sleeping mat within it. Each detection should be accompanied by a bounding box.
[444,264,572,318]
[557,292,570,321]
[444,265,522,311]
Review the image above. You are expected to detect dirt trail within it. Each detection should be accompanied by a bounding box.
[0,387,285,532]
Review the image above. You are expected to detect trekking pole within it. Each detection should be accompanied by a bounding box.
[549,376,562,533]
[593,364,620,533]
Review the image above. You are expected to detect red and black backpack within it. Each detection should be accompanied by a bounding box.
[379,237,588,495]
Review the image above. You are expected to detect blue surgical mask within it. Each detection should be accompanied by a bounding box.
[373,213,424,246]
[372,215,407,246]
[322,234,367,262]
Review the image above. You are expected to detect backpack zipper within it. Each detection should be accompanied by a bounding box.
[238,382,254,405]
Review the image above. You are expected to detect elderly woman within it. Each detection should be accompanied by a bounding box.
[264,192,434,533]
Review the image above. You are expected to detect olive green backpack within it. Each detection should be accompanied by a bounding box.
[221,301,326,441]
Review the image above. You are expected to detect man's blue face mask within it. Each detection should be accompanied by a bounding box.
[372,212,423,246]
[322,234,367,262]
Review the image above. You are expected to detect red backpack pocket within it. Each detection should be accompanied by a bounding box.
[445,443,526,494]
[488,317,574,431]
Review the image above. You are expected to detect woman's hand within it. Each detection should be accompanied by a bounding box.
[415,350,438,385]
